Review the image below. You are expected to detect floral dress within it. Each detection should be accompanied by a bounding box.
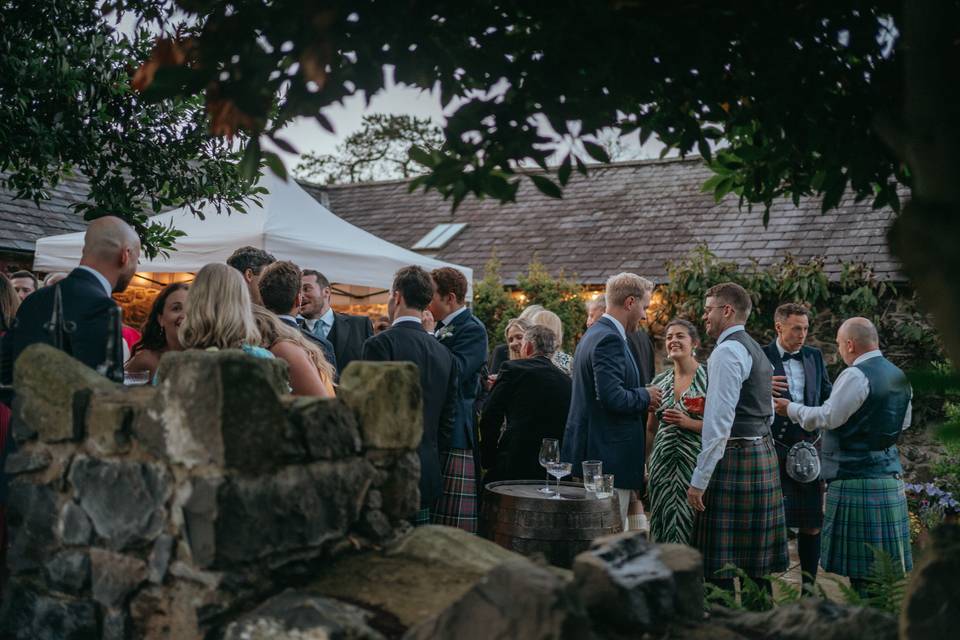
[647,364,707,545]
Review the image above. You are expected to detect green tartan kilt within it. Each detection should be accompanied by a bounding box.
[692,436,789,578]
[821,477,913,579]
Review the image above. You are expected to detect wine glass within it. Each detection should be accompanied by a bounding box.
[548,462,572,500]
[538,438,560,494]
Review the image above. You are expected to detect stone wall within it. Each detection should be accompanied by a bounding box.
[1,345,422,640]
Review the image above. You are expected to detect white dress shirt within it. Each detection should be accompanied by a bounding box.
[600,313,627,341]
[303,307,335,338]
[786,350,912,431]
[690,325,768,490]
[392,315,422,326]
[77,265,113,297]
[777,339,806,405]
[436,305,468,335]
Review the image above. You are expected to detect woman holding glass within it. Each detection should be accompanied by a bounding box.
[646,318,707,544]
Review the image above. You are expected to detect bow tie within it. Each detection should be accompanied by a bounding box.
[782,351,802,362]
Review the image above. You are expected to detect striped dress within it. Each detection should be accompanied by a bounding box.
[647,364,707,544]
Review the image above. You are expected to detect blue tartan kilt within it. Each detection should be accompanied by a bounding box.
[821,477,912,579]
[431,449,478,534]
[692,436,789,578]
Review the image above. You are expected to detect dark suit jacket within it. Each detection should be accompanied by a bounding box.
[6,268,123,383]
[561,317,651,490]
[282,316,338,376]
[327,312,374,373]
[479,356,572,483]
[362,320,458,507]
[627,328,656,386]
[762,341,832,445]
[436,307,489,451]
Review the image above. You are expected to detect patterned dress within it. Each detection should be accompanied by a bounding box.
[647,364,707,544]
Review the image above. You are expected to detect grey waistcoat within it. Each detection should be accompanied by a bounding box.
[724,330,774,438]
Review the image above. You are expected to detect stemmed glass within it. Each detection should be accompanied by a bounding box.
[548,462,573,499]
[538,438,560,494]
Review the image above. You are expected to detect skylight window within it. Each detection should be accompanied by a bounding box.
[412,223,467,250]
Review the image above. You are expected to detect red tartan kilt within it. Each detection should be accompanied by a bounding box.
[431,449,478,533]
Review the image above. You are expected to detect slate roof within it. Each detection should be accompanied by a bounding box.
[0,175,91,253]
[306,157,903,285]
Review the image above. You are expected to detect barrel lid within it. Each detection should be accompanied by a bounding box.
[484,479,608,502]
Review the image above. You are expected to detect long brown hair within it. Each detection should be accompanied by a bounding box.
[0,273,19,331]
[133,282,188,356]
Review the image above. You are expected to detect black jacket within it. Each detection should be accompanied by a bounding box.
[762,341,833,446]
[280,316,338,376]
[327,312,374,373]
[627,327,656,386]
[362,320,458,508]
[5,268,123,383]
[480,355,572,483]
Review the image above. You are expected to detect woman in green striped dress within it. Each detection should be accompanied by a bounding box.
[646,318,707,545]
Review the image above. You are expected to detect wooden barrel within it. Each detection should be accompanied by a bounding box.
[479,480,623,568]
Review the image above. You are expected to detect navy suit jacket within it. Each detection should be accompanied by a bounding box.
[762,341,832,445]
[436,307,488,451]
[561,316,651,490]
[5,268,123,383]
[282,316,338,376]
[326,312,374,373]
[362,320,458,507]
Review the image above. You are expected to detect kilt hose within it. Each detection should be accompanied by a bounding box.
[431,448,478,533]
[821,477,913,579]
[775,441,825,530]
[693,436,789,579]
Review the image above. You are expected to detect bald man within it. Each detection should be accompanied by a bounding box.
[774,317,912,595]
[5,216,141,384]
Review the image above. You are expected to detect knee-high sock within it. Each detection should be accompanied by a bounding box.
[797,532,821,587]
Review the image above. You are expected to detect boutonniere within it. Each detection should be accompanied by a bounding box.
[683,395,706,418]
[438,326,455,340]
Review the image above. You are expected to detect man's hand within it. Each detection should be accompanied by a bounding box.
[687,486,706,512]
[772,375,790,398]
[774,397,791,416]
[646,385,663,410]
[422,309,436,333]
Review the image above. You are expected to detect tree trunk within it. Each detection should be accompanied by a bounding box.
[887,0,960,366]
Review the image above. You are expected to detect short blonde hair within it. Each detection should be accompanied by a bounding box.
[530,309,564,347]
[252,306,336,385]
[179,263,260,350]
[605,273,653,308]
[518,304,545,321]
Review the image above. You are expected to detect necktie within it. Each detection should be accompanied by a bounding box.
[434,320,444,336]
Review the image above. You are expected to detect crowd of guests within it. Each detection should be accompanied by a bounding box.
[0,215,915,598]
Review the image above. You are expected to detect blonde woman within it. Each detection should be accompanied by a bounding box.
[530,309,572,375]
[178,263,273,360]
[253,307,335,397]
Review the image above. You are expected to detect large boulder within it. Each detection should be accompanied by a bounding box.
[404,558,590,640]
[572,531,703,632]
[0,583,100,640]
[901,523,960,640]
[223,590,386,640]
[709,598,897,640]
[5,482,59,573]
[338,361,422,450]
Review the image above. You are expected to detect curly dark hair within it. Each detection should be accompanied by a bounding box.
[665,317,701,345]
[226,246,276,275]
[133,283,189,355]
[431,267,468,303]
[392,266,434,311]
[259,261,301,314]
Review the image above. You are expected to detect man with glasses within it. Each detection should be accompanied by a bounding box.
[687,282,788,595]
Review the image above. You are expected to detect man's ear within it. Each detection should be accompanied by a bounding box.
[244,268,255,283]
[295,292,303,308]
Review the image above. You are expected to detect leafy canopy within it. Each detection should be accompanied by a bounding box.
[0,0,255,257]
[296,114,443,184]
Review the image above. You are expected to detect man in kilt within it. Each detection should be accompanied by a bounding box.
[426,267,488,533]
[775,317,912,596]
[687,283,789,593]
[763,303,832,590]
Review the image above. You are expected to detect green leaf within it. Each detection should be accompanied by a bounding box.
[582,140,610,164]
[557,155,572,186]
[408,145,434,167]
[530,174,563,199]
[270,136,298,154]
[262,150,288,181]
[239,138,261,181]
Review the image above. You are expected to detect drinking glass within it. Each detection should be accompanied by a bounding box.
[124,370,150,386]
[548,462,573,500]
[582,460,603,495]
[595,474,615,499]
[538,438,560,494]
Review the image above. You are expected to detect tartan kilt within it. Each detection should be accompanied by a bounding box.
[693,436,789,578]
[821,477,913,579]
[775,442,825,529]
[431,449,478,533]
